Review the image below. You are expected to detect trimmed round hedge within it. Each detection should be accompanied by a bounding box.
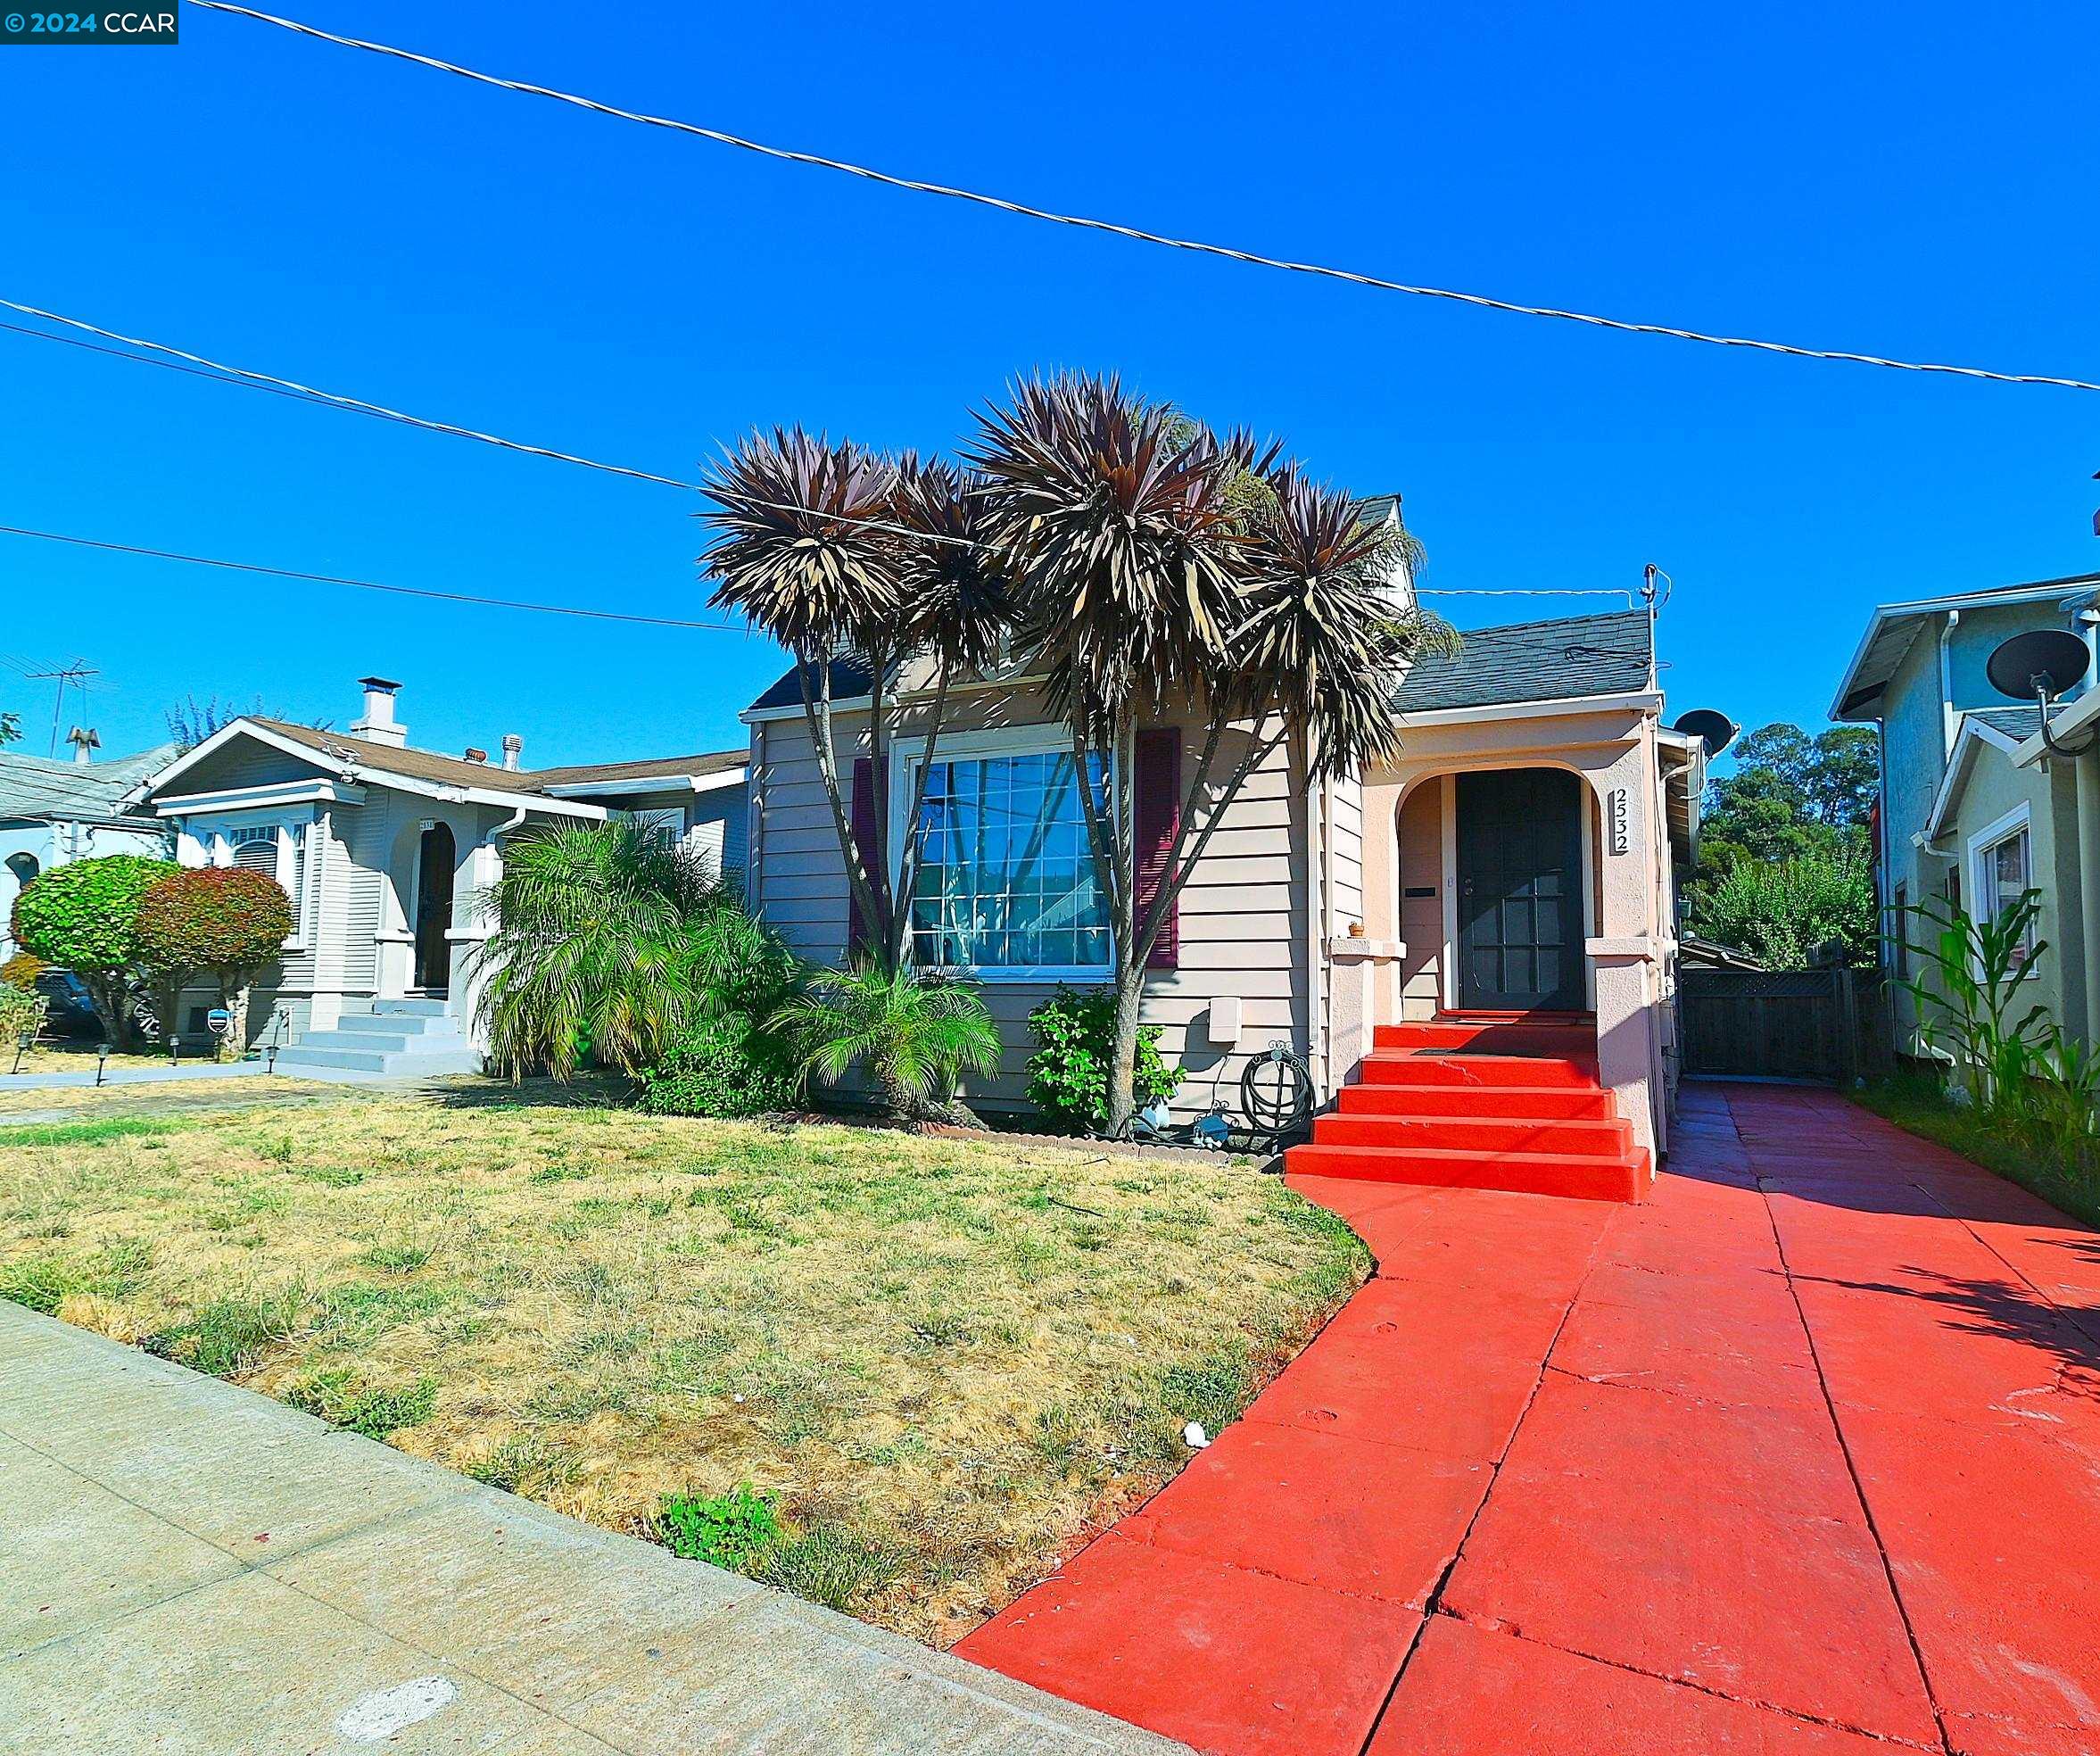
[8,854,178,973]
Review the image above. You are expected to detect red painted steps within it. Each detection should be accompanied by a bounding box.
[1287,1015,1649,1204]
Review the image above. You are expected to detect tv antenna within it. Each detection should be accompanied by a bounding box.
[23,658,98,758]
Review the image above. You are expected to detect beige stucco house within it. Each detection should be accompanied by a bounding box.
[742,599,1707,1168]
[132,678,746,1074]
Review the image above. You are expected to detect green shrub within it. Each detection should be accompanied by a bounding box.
[8,854,178,1046]
[639,1017,801,1117]
[656,1484,781,1569]
[774,963,998,1121]
[1025,987,1179,1134]
[0,950,46,991]
[0,980,46,1050]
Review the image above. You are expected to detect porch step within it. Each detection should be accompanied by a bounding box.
[1373,1020,1597,1056]
[273,1043,484,1076]
[335,1012,460,1039]
[1358,1052,1598,1089]
[1287,1141,1649,1204]
[372,998,450,1018]
[1337,1083,1613,1120]
[1311,1112,1633,1156]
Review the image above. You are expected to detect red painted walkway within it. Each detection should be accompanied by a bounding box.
[958,1083,2100,1756]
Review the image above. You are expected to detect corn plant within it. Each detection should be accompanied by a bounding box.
[1895,889,2048,1108]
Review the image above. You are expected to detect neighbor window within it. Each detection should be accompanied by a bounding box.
[906,746,1109,975]
[1975,822,2034,964]
[616,807,685,847]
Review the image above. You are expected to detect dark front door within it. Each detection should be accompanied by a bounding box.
[413,823,455,994]
[1457,768,1585,1012]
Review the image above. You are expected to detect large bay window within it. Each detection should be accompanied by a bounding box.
[903,740,1110,979]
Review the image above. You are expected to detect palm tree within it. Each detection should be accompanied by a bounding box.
[970,375,1453,1135]
[702,429,906,968]
[773,961,1000,1122]
[473,820,765,1081]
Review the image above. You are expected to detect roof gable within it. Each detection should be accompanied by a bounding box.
[1830,573,2100,722]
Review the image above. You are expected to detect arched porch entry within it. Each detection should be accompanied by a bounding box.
[1373,763,1603,1026]
[379,815,468,1005]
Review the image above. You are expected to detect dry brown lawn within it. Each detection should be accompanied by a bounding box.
[0,1095,1366,1644]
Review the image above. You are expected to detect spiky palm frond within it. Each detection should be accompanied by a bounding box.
[889,455,1014,678]
[473,822,774,1081]
[964,374,1254,738]
[699,427,905,655]
[1229,466,1459,779]
[773,961,999,1117]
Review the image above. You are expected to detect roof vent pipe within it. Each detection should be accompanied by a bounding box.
[500,733,523,772]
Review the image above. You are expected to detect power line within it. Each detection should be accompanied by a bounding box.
[0,297,980,550]
[0,525,756,633]
[194,0,2100,396]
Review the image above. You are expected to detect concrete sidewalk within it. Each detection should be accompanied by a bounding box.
[0,1305,1183,1755]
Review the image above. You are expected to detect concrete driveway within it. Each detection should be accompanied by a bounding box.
[961,1082,2100,1756]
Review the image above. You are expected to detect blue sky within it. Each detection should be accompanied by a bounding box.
[3,0,2095,769]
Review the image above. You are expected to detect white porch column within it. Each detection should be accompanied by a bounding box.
[1327,935,1404,1093]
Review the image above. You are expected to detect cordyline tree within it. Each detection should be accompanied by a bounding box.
[134,866,294,1056]
[700,435,1011,977]
[700,377,1450,1135]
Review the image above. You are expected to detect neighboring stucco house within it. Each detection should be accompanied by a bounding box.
[742,596,1707,1178]
[1831,571,2100,1053]
[1,735,178,960]
[132,678,747,1073]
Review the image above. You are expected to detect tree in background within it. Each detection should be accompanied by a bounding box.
[1695,851,1878,968]
[163,695,328,753]
[0,708,20,746]
[1699,723,1877,871]
[134,867,294,1056]
[1690,722,1879,965]
[7,854,179,1048]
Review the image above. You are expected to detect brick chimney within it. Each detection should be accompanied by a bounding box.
[351,677,408,748]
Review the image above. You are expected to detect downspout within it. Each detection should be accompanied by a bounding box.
[1939,609,1960,760]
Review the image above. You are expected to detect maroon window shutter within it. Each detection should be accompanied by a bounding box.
[847,757,877,958]
[1133,728,1180,970]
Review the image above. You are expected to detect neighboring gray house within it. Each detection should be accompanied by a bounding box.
[742,601,1706,1163]
[1,734,178,960]
[132,679,747,1073]
[1831,571,2100,1051]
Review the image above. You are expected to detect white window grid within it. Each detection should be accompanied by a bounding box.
[906,747,1111,977]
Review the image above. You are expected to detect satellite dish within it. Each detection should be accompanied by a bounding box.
[1673,708,1739,756]
[1987,629,2090,702]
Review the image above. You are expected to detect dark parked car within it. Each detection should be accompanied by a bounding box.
[34,970,103,1041]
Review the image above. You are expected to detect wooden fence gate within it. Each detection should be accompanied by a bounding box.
[1678,967,1888,1082]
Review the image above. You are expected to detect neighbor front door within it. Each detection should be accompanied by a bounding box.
[413,823,455,994]
[1456,768,1585,1012]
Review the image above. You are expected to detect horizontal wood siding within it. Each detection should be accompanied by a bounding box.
[748,690,1309,1119]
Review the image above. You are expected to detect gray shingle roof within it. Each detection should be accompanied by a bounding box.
[1966,706,2039,744]
[1393,609,1654,714]
[0,743,178,824]
[241,720,743,797]
[750,655,879,714]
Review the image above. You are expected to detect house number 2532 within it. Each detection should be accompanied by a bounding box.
[1607,788,1630,856]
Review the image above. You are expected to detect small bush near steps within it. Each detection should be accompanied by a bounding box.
[1025,987,1179,1134]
